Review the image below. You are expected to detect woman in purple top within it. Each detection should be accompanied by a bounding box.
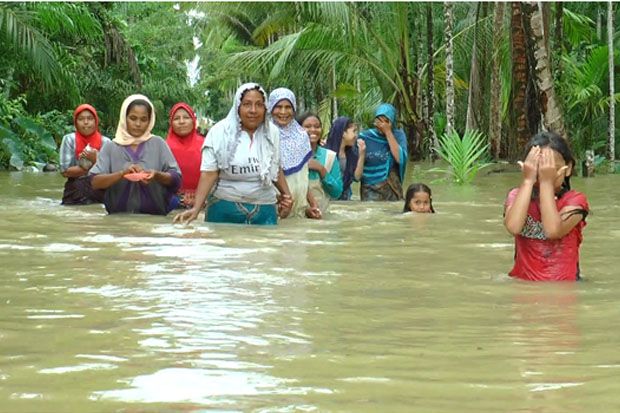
[90,94,181,215]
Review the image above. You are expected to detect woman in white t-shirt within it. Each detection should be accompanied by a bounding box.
[174,83,293,225]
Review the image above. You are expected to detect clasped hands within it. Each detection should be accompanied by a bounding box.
[518,146,568,185]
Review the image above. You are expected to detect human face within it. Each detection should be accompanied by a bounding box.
[342,124,358,147]
[271,99,294,127]
[126,104,150,138]
[409,191,432,213]
[75,110,96,136]
[302,116,322,146]
[239,90,266,133]
[171,108,193,137]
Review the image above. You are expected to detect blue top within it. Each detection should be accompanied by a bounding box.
[359,103,408,186]
[308,146,343,199]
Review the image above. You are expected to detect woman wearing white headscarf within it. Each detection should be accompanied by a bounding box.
[268,88,321,219]
[174,83,293,225]
[90,94,182,215]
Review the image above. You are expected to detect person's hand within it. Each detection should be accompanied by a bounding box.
[173,208,199,224]
[277,193,293,218]
[122,164,144,176]
[183,191,196,208]
[517,146,540,184]
[308,159,326,177]
[140,170,156,184]
[80,148,98,164]
[374,116,392,136]
[305,206,322,220]
[357,138,366,154]
[537,147,567,185]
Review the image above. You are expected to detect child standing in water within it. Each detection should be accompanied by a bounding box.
[403,183,435,213]
[504,132,589,281]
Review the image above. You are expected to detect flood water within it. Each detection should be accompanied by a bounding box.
[0,167,619,412]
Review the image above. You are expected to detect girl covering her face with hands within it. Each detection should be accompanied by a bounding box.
[503,131,589,281]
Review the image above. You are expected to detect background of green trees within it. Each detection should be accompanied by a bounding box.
[0,2,617,173]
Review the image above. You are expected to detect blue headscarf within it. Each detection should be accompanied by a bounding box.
[359,103,408,185]
[325,116,358,200]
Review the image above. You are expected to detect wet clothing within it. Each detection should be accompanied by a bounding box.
[359,103,408,201]
[59,104,111,205]
[308,146,342,212]
[324,116,359,201]
[505,188,589,281]
[206,198,277,225]
[268,88,312,217]
[90,137,181,215]
[202,83,281,225]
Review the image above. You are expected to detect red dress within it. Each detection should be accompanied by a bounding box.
[505,188,589,281]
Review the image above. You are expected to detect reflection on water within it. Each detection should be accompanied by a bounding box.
[0,170,619,412]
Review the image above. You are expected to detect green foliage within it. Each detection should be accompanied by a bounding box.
[433,129,491,184]
[0,95,62,170]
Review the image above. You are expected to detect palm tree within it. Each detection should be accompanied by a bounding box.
[426,3,437,160]
[528,2,566,138]
[444,2,455,135]
[489,2,505,159]
[608,1,615,167]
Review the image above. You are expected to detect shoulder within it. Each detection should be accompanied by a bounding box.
[561,190,589,211]
[60,132,76,144]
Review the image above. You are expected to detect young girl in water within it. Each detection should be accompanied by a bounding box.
[503,131,589,281]
[403,183,435,213]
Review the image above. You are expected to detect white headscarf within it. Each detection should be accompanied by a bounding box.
[113,94,156,146]
[204,83,280,186]
[268,88,312,175]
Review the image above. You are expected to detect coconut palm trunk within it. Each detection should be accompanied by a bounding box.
[444,2,455,135]
[608,1,615,167]
[528,2,566,138]
[489,2,505,159]
[509,2,530,158]
[466,3,482,132]
[427,3,438,160]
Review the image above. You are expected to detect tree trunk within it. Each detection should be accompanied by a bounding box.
[608,1,616,167]
[489,2,505,159]
[427,3,437,160]
[444,2,455,135]
[553,2,563,78]
[466,3,482,132]
[509,2,530,159]
[528,2,566,138]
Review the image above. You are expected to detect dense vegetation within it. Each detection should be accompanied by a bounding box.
[0,2,617,175]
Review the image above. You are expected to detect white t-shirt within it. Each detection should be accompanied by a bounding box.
[201,131,277,204]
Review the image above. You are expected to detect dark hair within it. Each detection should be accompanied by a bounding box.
[297,112,322,128]
[127,99,152,119]
[523,131,575,192]
[403,183,435,213]
[325,116,358,199]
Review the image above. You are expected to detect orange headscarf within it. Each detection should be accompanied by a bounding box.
[165,102,204,191]
[73,104,103,158]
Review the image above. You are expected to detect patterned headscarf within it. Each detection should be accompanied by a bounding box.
[268,88,312,175]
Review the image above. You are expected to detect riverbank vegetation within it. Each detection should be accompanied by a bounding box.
[0,2,617,176]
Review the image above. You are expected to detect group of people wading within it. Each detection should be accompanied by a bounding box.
[58,83,591,283]
[59,83,408,224]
